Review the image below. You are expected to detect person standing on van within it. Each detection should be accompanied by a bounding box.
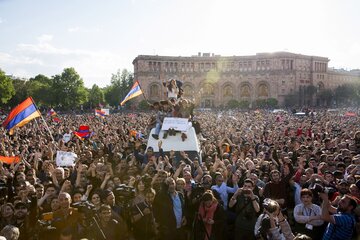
[152,100,172,140]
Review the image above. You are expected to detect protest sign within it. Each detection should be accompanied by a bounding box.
[56,151,77,167]
[161,117,190,131]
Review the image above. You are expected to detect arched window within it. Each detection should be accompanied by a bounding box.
[223,85,233,97]
[150,84,160,98]
[240,84,251,98]
[258,83,269,97]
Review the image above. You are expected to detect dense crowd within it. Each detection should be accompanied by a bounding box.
[0,101,360,240]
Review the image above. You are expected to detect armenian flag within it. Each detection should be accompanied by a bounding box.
[47,108,57,116]
[74,125,92,139]
[53,117,61,123]
[2,97,41,134]
[120,81,143,106]
[95,109,106,118]
[0,156,20,164]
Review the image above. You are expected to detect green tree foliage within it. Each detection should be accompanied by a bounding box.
[6,78,27,107]
[227,99,239,108]
[334,84,355,106]
[305,85,317,106]
[267,98,278,108]
[27,74,52,106]
[0,69,15,104]
[51,68,88,109]
[318,89,334,107]
[239,100,250,109]
[138,100,150,110]
[105,69,134,106]
[87,84,104,109]
[283,93,299,107]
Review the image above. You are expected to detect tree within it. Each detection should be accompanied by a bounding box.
[266,98,278,108]
[88,84,104,109]
[317,89,334,107]
[27,74,52,106]
[6,78,28,107]
[0,69,15,104]
[138,100,150,110]
[105,69,134,107]
[284,93,300,107]
[239,100,250,109]
[227,99,239,109]
[305,85,317,106]
[254,99,267,108]
[51,68,88,109]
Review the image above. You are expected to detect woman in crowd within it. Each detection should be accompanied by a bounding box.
[0,203,14,229]
[196,190,226,240]
[293,189,324,240]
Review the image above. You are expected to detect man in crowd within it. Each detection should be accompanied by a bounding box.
[320,193,357,240]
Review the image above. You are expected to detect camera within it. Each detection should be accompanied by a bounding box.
[310,183,337,199]
[114,184,136,204]
[242,189,251,195]
[191,183,205,200]
[262,198,279,213]
[72,201,96,217]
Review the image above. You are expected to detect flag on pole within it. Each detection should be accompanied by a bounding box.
[120,81,143,106]
[95,109,106,118]
[47,108,57,116]
[53,117,61,123]
[2,97,41,134]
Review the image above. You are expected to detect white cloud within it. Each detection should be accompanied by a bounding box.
[67,27,80,32]
[0,52,43,65]
[11,34,127,87]
[37,34,53,43]
[0,18,3,24]
[67,26,101,33]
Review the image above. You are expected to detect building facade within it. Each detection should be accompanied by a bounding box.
[132,52,360,107]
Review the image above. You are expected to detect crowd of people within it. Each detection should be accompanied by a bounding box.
[0,93,360,240]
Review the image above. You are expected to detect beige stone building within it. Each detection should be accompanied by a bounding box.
[132,52,360,107]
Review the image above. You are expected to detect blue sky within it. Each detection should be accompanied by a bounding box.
[0,0,359,87]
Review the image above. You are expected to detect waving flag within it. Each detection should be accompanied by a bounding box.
[47,108,57,117]
[120,81,143,106]
[95,109,106,118]
[53,117,61,123]
[74,125,92,139]
[0,156,20,165]
[2,97,41,134]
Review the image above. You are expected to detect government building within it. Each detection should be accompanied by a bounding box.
[132,52,360,107]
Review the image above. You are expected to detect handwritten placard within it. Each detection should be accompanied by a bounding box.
[161,117,189,131]
[56,151,77,167]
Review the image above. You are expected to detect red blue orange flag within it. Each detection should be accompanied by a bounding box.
[74,125,92,139]
[0,156,21,164]
[120,81,143,106]
[95,109,106,118]
[2,97,41,134]
[47,108,57,116]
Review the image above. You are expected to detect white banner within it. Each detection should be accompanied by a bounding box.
[56,151,77,167]
[161,117,190,131]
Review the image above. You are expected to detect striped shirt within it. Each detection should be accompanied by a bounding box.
[322,213,356,240]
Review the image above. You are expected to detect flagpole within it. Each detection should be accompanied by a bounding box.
[30,97,55,143]
[137,80,148,103]
[40,115,55,142]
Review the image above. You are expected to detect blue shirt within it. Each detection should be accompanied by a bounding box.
[172,193,182,229]
[211,182,238,209]
[322,213,356,240]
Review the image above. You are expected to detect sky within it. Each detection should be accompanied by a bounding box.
[0,0,359,88]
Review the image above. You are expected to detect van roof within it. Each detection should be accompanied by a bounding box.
[146,127,200,152]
